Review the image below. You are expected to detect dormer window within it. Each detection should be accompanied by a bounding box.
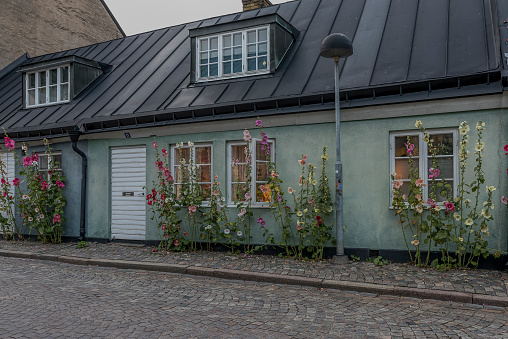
[197,26,270,81]
[26,65,70,107]
[20,56,107,109]
[190,14,297,83]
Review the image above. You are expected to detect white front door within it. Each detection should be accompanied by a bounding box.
[111,146,146,240]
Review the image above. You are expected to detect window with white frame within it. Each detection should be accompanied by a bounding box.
[197,26,269,81]
[38,152,62,180]
[171,144,212,202]
[26,65,70,108]
[390,129,458,203]
[228,139,274,206]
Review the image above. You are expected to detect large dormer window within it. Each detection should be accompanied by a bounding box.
[26,65,70,107]
[197,26,270,81]
[190,14,296,83]
[20,56,106,109]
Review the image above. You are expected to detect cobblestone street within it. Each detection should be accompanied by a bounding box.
[1,257,507,338]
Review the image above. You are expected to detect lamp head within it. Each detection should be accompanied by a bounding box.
[320,33,353,59]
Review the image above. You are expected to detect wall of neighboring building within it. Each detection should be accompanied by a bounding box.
[82,94,508,257]
[0,0,124,69]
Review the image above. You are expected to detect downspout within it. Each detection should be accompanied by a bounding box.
[68,130,87,241]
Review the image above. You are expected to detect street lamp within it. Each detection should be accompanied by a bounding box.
[319,33,353,264]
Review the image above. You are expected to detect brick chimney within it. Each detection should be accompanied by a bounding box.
[242,0,273,11]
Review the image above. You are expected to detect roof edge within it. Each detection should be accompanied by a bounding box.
[0,53,30,81]
[99,0,126,38]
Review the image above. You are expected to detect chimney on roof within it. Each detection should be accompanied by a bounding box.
[242,0,273,11]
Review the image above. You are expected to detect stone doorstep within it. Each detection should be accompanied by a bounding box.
[1,248,508,308]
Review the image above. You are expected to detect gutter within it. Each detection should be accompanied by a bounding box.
[68,130,87,241]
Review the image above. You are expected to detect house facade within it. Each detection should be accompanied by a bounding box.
[0,0,507,265]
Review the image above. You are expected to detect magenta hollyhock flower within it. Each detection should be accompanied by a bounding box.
[184,231,189,237]
[53,214,61,224]
[504,144,508,155]
[41,181,49,190]
[445,202,455,213]
[255,120,263,127]
[257,217,266,226]
[405,142,415,156]
[23,157,33,167]
[277,195,282,202]
[4,137,14,150]
[12,178,19,186]
[31,153,39,162]
[56,180,65,188]
[162,149,168,156]
[174,239,179,246]
[0,178,5,185]
[501,196,508,205]
[152,142,158,148]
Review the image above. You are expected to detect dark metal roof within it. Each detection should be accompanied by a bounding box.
[0,0,505,139]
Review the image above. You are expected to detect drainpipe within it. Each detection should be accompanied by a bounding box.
[68,130,87,241]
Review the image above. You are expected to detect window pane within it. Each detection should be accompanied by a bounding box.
[233,33,242,46]
[200,52,208,65]
[258,42,267,56]
[174,148,190,164]
[233,60,242,73]
[428,180,453,202]
[60,84,68,101]
[247,44,256,58]
[28,89,35,106]
[256,162,269,181]
[210,50,218,63]
[394,159,419,180]
[247,31,256,43]
[395,135,419,157]
[232,164,247,182]
[39,71,46,86]
[39,156,49,171]
[258,29,267,42]
[223,62,231,75]
[174,166,189,183]
[200,65,208,77]
[258,57,267,70]
[233,47,242,60]
[209,63,218,76]
[38,88,46,104]
[200,183,211,201]
[200,39,208,51]
[223,35,231,48]
[60,66,69,83]
[247,58,256,71]
[428,134,453,156]
[198,165,211,182]
[428,157,453,178]
[256,183,271,203]
[196,147,211,164]
[175,184,185,200]
[231,145,246,163]
[49,86,57,103]
[210,37,218,50]
[28,74,35,89]
[52,154,62,168]
[50,69,58,85]
[393,181,410,198]
[231,183,248,202]
[223,48,231,61]
[256,141,270,161]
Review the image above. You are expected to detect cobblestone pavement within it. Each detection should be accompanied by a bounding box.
[1,240,507,298]
[1,257,507,339]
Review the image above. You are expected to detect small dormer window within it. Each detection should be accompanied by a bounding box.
[26,65,70,107]
[197,26,270,81]
[190,14,297,83]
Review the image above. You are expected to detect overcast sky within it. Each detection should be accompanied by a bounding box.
[104,0,291,36]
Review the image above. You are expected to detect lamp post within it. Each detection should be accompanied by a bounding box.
[319,33,353,264]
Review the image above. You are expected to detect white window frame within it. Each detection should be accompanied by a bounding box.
[25,65,70,108]
[389,128,459,205]
[227,138,275,207]
[38,152,63,179]
[170,143,213,206]
[196,25,271,82]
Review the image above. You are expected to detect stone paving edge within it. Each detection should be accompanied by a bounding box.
[1,249,506,307]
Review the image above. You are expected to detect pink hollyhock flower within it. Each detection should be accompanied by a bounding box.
[243,130,251,141]
[23,157,33,167]
[184,231,189,237]
[445,202,455,213]
[41,181,49,190]
[415,179,424,187]
[416,194,422,201]
[188,206,197,214]
[501,196,508,205]
[56,180,65,188]
[152,142,158,148]
[255,120,263,127]
[405,142,415,156]
[52,214,61,224]
[4,137,14,150]
[31,153,39,162]
[257,217,266,226]
[238,208,246,218]
[12,178,19,186]
[392,180,403,189]
[271,171,279,178]
[298,159,306,166]
[504,144,508,155]
[212,190,219,196]
[296,225,302,230]
[162,149,168,156]
[245,192,251,200]
[174,239,179,247]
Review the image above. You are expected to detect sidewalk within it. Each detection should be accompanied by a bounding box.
[1,240,507,307]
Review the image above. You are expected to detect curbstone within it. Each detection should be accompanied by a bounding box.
[213,269,322,288]
[322,280,395,295]
[37,253,62,262]
[0,249,34,259]
[187,266,216,277]
[85,258,188,274]
[393,286,472,304]
[58,255,90,265]
[472,294,508,308]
